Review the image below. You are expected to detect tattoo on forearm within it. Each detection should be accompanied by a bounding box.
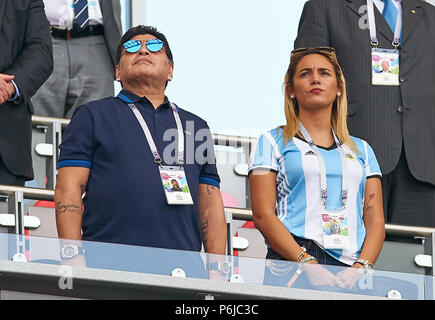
[55,201,81,215]
[207,185,215,195]
[364,193,375,214]
[200,219,209,245]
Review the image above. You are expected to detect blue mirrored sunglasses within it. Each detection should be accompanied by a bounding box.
[123,39,164,53]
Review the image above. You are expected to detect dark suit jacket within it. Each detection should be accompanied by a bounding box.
[294,0,435,186]
[100,0,123,69]
[0,0,53,179]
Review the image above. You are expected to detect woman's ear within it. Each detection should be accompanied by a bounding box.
[287,86,295,100]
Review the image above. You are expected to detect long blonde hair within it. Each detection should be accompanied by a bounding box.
[282,48,359,154]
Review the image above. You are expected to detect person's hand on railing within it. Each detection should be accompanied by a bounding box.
[301,262,344,287]
[208,269,228,282]
[207,255,231,282]
[335,265,366,289]
[61,254,87,268]
[59,240,87,268]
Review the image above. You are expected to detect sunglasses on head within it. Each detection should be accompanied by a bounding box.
[291,46,336,55]
[123,38,164,54]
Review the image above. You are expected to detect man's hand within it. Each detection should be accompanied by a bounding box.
[208,269,228,282]
[61,254,87,268]
[0,74,16,105]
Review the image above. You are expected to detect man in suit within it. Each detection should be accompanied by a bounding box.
[294,0,435,227]
[0,0,53,186]
[31,0,122,119]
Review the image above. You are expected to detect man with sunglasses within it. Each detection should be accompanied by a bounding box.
[295,0,435,229]
[54,26,228,279]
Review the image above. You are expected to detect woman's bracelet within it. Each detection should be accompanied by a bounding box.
[300,256,318,264]
[288,254,317,287]
[295,246,307,262]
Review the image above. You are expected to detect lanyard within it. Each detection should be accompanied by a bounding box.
[298,121,348,210]
[367,0,402,49]
[128,103,185,167]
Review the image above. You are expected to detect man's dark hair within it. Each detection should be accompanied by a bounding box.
[115,25,174,65]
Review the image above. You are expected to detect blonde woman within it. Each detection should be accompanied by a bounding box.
[249,47,385,289]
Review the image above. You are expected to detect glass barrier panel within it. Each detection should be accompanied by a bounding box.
[0,233,432,300]
[426,276,435,300]
[1,233,207,279]
[216,254,427,300]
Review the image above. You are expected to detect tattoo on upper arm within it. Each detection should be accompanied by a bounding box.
[364,193,375,214]
[207,185,215,195]
[200,219,209,245]
[55,201,81,215]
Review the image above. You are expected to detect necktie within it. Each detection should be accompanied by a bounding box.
[74,0,89,29]
[382,0,398,32]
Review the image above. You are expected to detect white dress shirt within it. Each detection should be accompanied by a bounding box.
[373,0,385,13]
[372,0,402,13]
[43,0,103,28]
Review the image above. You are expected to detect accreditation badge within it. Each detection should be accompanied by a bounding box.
[159,166,194,205]
[371,48,400,86]
[87,0,103,20]
[321,211,350,249]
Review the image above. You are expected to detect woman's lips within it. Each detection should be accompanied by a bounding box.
[310,88,324,93]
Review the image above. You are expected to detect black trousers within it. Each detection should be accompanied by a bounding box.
[382,148,435,228]
[0,156,25,187]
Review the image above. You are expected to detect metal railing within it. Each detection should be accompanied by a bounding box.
[0,185,54,201]
[32,115,70,128]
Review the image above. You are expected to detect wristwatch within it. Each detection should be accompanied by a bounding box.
[209,260,231,277]
[354,258,374,270]
[60,244,85,260]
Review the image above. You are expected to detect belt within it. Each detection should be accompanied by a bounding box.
[50,24,104,40]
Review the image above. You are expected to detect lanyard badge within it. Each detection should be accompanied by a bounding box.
[371,48,400,86]
[128,103,194,205]
[367,0,401,86]
[321,212,349,249]
[299,122,350,249]
[159,166,194,205]
[87,0,103,20]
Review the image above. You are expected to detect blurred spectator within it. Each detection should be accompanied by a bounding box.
[295,0,435,227]
[54,26,227,278]
[31,0,122,119]
[0,0,53,186]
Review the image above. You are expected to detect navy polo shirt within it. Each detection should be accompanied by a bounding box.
[58,90,220,252]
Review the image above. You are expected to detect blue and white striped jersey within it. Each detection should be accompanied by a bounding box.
[248,127,382,265]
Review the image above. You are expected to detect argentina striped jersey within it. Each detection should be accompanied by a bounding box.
[248,127,382,265]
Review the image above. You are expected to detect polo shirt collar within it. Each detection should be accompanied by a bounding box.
[117,89,172,109]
